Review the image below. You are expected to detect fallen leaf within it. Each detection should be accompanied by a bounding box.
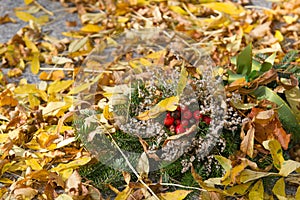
[279,160,300,177]
[248,179,264,200]
[158,190,192,200]
[263,140,284,170]
[272,178,286,199]
[240,123,255,158]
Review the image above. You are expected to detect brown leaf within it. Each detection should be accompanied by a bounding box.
[240,123,255,158]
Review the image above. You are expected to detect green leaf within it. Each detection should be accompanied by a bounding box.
[237,43,252,75]
[261,52,276,72]
[248,180,264,200]
[251,86,300,142]
[239,169,277,183]
[275,50,298,69]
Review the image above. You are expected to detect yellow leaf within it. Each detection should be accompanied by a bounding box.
[0,177,13,184]
[55,194,73,200]
[25,158,43,171]
[103,105,113,120]
[24,35,39,53]
[80,24,103,33]
[176,64,188,96]
[283,15,297,24]
[239,169,277,183]
[68,37,89,53]
[115,186,132,200]
[169,6,188,15]
[225,181,253,196]
[202,2,245,17]
[137,96,179,120]
[158,190,192,200]
[0,134,8,143]
[275,30,284,42]
[15,11,36,22]
[41,101,66,116]
[248,180,264,200]
[263,140,284,170]
[272,178,286,199]
[279,160,300,177]
[145,50,166,59]
[14,84,40,94]
[47,80,74,94]
[157,96,179,111]
[24,0,34,5]
[296,185,300,200]
[68,74,101,95]
[51,157,91,173]
[28,93,40,108]
[31,53,40,74]
[35,15,49,25]
[214,155,232,172]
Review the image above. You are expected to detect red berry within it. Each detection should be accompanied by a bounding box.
[183,110,192,120]
[203,116,211,125]
[193,110,203,120]
[175,124,185,134]
[174,119,181,125]
[181,119,189,127]
[176,106,181,111]
[166,112,171,117]
[164,116,174,126]
[171,110,181,119]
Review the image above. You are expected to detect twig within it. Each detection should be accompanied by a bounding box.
[33,1,54,16]
[160,182,205,191]
[39,67,109,73]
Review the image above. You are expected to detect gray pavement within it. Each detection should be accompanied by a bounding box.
[0,0,79,44]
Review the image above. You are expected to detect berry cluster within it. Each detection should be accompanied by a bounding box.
[163,106,211,134]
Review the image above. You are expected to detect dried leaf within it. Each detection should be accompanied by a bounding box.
[239,169,277,183]
[158,190,192,200]
[285,86,300,122]
[279,160,300,177]
[240,124,255,158]
[31,53,40,74]
[263,140,284,170]
[176,64,188,96]
[68,37,89,53]
[136,152,149,178]
[47,80,74,94]
[202,2,245,17]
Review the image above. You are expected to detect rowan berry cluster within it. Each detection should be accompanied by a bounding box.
[163,105,211,135]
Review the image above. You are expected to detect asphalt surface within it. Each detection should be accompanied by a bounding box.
[0,0,79,44]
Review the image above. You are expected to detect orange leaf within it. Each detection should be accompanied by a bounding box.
[240,124,255,158]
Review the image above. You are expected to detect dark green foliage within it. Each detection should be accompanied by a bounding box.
[79,161,124,192]
[274,50,298,69]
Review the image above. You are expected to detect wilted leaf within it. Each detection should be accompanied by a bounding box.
[252,86,299,142]
[137,96,179,120]
[48,80,74,94]
[176,64,188,96]
[41,101,66,116]
[55,194,73,200]
[158,190,192,200]
[13,187,38,199]
[68,37,89,53]
[15,11,36,22]
[31,53,40,74]
[285,86,300,122]
[239,169,277,183]
[248,179,264,200]
[263,140,284,170]
[240,124,255,158]
[279,160,300,177]
[272,178,286,200]
[68,74,101,95]
[202,2,245,17]
[296,186,300,200]
[52,56,73,65]
[214,155,231,172]
[80,24,103,33]
[225,181,253,195]
[136,152,149,178]
[115,186,132,200]
[51,157,91,172]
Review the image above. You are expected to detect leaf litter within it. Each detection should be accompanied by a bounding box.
[0,0,299,199]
